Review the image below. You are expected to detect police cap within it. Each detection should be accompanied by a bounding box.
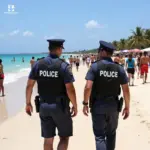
[98,40,116,52]
[47,39,65,50]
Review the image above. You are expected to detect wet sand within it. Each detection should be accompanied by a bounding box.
[0,63,150,149]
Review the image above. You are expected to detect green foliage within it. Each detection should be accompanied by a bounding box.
[64,26,150,54]
[112,27,150,50]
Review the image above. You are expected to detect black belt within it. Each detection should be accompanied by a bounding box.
[95,95,118,100]
[40,95,65,104]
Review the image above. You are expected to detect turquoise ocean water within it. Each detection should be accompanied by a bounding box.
[0,54,70,84]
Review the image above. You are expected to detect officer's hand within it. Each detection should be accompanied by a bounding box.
[122,107,129,120]
[26,103,33,116]
[83,106,89,116]
[70,106,77,117]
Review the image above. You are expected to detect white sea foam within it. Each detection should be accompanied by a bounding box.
[4,67,30,84]
[16,65,21,67]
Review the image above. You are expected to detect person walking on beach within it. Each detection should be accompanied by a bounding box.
[86,56,91,68]
[140,51,150,84]
[137,53,142,79]
[30,57,35,68]
[62,56,66,62]
[69,55,73,69]
[120,54,125,68]
[75,56,80,71]
[73,56,76,65]
[0,59,5,97]
[83,41,130,150]
[82,55,86,65]
[91,54,95,64]
[26,39,77,150]
[126,53,136,86]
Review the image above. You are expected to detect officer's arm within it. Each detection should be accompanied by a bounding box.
[65,83,77,108]
[84,65,95,103]
[63,64,77,108]
[84,80,93,103]
[26,63,37,105]
[119,67,130,109]
[26,79,36,105]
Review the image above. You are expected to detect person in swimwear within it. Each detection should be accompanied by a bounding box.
[62,56,66,62]
[22,57,25,63]
[120,54,125,68]
[140,51,150,84]
[86,56,91,68]
[90,54,95,64]
[114,54,120,64]
[0,59,5,96]
[30,56,35,68]
[69,55,74,69]
[114,56,120,64]
[137,53,142,79]
[126,53,136,86]
[73,56,76,65]
[75,56,80,71]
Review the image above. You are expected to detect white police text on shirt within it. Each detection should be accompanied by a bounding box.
[100,70,118,78]
[39,70,58,78]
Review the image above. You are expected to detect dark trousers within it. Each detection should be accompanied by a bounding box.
[92,112,119,150]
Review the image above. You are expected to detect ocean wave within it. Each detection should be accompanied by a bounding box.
[16,65,21,67]
[4,67,30,84]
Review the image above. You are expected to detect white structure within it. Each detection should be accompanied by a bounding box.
[142,47,150,52]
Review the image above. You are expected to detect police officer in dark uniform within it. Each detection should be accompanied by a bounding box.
[26,39,77,150]
[83,41,130,150]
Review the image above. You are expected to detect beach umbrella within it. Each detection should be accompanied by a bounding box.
[122,50,128,53]
[142,47,150,52]
[129,49,141,53]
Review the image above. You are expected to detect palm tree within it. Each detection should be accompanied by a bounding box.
[145,29,150,47]
[128,26,150,49]
[118,39,126,50]
[112,40,119,50]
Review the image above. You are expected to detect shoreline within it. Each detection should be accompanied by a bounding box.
[0,63,150,149]
[0,76,28,125]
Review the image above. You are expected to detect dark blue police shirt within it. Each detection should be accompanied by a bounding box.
[29,54,75,84]
[28,54,75,112]
[85,57,128,114]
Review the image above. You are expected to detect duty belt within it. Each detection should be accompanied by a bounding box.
[40,95,66,104]
[95,95,118,100]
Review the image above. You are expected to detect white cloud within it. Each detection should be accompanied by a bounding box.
[9,29,20,36]
[23,31,33,37]
[85,20,105,29]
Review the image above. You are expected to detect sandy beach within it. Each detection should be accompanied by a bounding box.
[0,63,150,150]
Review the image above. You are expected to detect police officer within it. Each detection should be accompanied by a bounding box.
[26,39,77,150]
[83,41,130,150]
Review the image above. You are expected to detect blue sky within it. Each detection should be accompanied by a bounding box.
[0,0,150,53]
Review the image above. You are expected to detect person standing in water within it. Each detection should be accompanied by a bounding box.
[140,51,150,84]
[0,59,5,96]
[126,53,136,86]
[30,57,35,68]
[22,57,25,63]
[75,56,80,71]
